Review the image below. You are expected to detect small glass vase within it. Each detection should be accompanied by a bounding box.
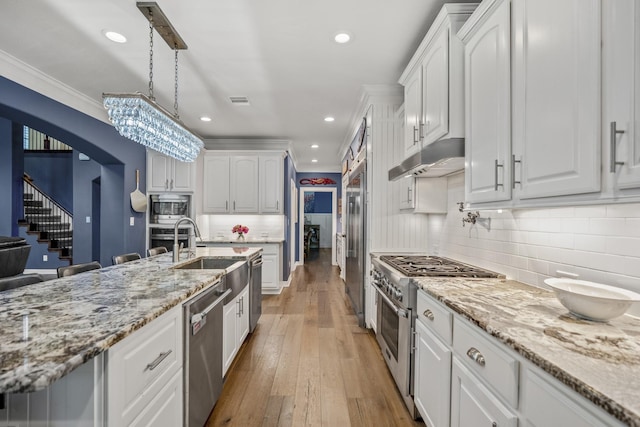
[237,233,245,241]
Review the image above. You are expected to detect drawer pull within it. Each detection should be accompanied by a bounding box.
[423,309,434,321]
[144,350,172,372]
[466,347,485,367]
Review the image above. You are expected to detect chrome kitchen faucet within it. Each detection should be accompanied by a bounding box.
[173,217,201,262]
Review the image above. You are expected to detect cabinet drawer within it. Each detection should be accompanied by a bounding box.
[108,305,183,421]
[453,318,519,407]
[417,289,452,345]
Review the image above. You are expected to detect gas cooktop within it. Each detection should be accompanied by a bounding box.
[378,255,502,278]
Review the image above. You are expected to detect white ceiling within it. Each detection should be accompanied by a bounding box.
[0,0,472,172]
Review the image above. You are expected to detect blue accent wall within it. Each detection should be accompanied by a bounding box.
[0,118,14,237]
[24,151,73,213]
[0,76,147,268]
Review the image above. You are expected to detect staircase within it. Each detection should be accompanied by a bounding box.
[18,176,73,263]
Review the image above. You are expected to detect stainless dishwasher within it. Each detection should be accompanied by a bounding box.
[183,280,230,427]
[249,253,263,333]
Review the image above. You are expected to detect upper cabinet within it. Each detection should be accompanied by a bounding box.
[603,0,640,191]
[203,151,284,214]
[147,151,196,193]
[462,0,640,208]
[399,4,478,158]
[461,0,512,204]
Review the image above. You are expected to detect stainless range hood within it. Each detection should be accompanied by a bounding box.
[388,138,465,181]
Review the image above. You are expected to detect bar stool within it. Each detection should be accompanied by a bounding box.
[57,261,102,278]
[147,246,168,257]
[112,253,141,265]
[0,274,43,292]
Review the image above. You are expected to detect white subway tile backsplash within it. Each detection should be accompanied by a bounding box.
[434,175,640,292]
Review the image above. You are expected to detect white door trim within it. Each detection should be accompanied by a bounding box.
[298,187,337,265]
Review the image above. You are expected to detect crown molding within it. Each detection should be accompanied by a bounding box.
[0,49,109,124]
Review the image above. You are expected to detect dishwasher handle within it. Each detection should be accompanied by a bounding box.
[191,288,231,336]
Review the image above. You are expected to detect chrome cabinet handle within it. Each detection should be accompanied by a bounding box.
[419,122,425,140]
[165,179,169,190]
[494,160,504,191]
[423,309,434,321]
[511,155,521,189]
[144,350,172,372]
[492,423,497,427]
[236,299,241,317]
[225,201,228,210]
[407,187,412,203]
[610,121,626,172]
[170,179,174,190]
[467,347,486,367]
[233,201,236,210]
[413,126,419,144]
[276,200,279,210]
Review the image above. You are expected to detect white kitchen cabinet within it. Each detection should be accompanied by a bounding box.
[399,177,448,213]
[203,154,231,213]
[262,252,278,291]
[107,305,183,427]
[231,156,259,213]
[414,319,452,427]
[603,0,640,191]
[399,4,476,159]
[223,284,249,376]
[129,370,183,427]
[511,0,601,200]
[402,66,423,157]
[460,0,512,204]
[148,150,196,192]
[259,155,284,213]
[451,357,518,427]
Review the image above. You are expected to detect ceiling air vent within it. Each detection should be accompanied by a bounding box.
[229,96,250,106]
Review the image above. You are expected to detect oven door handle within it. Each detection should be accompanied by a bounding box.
[373,284,408,318]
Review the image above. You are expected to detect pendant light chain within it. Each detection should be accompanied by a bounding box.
[148,18,155,100]
[174,47,179,119]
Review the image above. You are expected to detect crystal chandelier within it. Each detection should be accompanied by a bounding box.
[103,2,203,162]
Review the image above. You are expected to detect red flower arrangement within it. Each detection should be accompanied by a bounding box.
[232,224,249,235]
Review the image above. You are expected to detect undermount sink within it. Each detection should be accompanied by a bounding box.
[544,278,640,322]
[173,257,244,270]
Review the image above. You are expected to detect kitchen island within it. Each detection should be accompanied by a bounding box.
[413,277,640,426]
[0,247,261,425]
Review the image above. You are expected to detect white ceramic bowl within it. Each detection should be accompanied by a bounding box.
[544,278,640,322]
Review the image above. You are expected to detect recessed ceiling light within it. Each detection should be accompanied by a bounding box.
[324,117,335,122]
[103,30,127,43]
[200,116,212,122]
[311,144,319,148]
[312,159,318,163]
[334,32,351,44]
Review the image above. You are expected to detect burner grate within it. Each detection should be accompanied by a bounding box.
[379,255,502,278]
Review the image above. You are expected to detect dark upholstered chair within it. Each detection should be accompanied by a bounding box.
[112,253,141,265]
[147,246,168,257]
[57,261,102,278]
[0,274,43,292]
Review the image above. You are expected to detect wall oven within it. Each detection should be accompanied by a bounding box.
[149,226,190,252]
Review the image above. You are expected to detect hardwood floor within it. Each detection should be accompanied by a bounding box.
[206,249,425,427]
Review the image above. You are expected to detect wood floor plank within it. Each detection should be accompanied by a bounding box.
[207,249,425,427]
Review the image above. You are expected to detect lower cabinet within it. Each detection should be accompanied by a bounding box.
[414,319,452,427]
[107,305,183,426]
[223,284,250,376]
[415,290,627,427]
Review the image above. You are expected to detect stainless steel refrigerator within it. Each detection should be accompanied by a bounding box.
[345,161,366,327]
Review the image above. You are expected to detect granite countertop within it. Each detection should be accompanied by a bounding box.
[0,247,261,394]
[202,238,284,244]
[413,277,640,426]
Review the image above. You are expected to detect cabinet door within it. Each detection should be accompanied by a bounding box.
[237,286,250,344]
[261,253,279,290]
[230,156,259,213]
[259,156,283,213]
[223,300,238,376]
[148,151,171,192]
[129,371,183,427]
[512,0,601,199]
[203,155,231,213]
[171,159,194,192]
[403,68,423,157]
[463,0,512,204]
[604,0,640,190]
[414,320,452,427]
[398,178,415,210]
[422,25,450,145]
[451,358,517,427]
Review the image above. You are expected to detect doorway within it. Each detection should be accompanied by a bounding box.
[298,187,337,265]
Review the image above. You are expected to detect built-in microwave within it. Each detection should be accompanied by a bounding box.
[150,194,190,224]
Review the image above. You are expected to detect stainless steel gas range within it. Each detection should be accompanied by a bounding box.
[370,254,502,419]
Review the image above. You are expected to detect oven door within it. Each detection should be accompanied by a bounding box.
[374,285,411,397]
